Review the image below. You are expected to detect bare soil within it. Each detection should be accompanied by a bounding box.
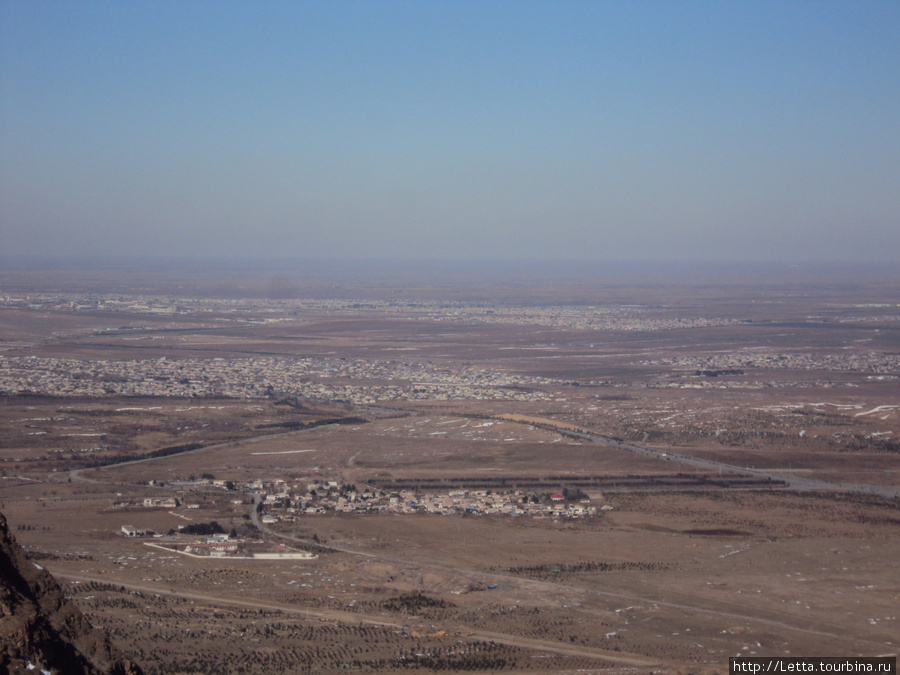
[2,262,898,674]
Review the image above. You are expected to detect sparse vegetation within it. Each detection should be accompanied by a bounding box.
[3,266,899,673]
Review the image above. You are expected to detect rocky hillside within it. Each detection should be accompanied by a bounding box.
[0,511,142,675]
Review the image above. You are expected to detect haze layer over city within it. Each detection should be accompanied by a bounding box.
[1,2,899,675]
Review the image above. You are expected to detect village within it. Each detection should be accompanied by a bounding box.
[254,479,602,521]
[113,476,605,558]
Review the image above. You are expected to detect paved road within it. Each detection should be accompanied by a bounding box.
[65,404,899,499]
[569,428,900,499]
[66,424,345,485]
[486,414,899,499]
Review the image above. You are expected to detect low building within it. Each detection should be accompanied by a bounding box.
[184,542,239,557]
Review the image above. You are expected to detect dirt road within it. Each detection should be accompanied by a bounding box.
[54,571,663,668]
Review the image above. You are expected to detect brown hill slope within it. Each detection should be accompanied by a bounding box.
[0,511,142,675]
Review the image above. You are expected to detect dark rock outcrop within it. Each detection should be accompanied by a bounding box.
[0,511,143,675]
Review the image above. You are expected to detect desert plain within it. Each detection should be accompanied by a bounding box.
[1,260,898,674]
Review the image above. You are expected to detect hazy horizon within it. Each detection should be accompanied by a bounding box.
[2,1,899,263]
[3,256,898,303]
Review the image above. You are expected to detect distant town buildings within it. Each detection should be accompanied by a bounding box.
[252,479,600,520]
[4,292,891,404]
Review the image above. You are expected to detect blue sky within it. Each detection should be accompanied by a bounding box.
[2,1,898,262]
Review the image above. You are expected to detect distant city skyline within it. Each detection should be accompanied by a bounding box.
[2,1,899,262]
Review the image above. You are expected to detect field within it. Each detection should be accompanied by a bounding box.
[1,260,898,674]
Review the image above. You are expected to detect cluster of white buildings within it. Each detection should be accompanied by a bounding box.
[258,480,601,520]
[1,292,735,333]
[113,496,179,510]
[646,351,900,376]
[0,291,765,405]
[428,304,738,332]
[0,353,557,403]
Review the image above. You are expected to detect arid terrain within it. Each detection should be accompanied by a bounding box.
[1,260,898,674]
